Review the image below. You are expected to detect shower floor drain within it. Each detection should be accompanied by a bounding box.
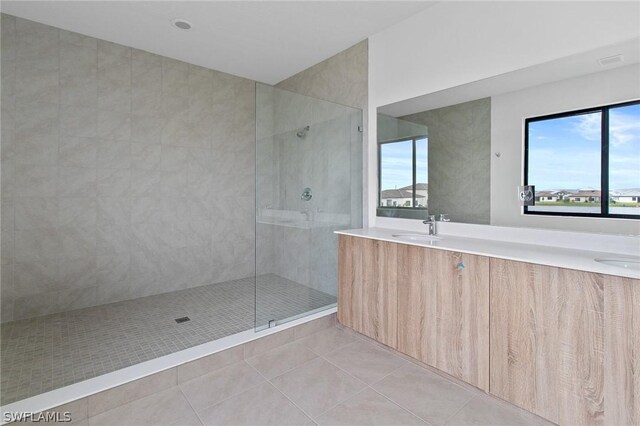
[175,316,190,323]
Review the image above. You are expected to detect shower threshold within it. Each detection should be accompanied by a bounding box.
[1,307,336,422]
[0,274,336,408]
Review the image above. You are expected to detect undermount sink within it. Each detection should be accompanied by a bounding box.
[391,233,442,242]
[594,257,640,271]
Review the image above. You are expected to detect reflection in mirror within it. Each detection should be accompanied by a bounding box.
[377,97,491,224]
[401,98,491,224]
[377,38,640,232]
[377,115,428,219]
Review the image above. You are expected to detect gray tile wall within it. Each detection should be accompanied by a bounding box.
[401,98,491,224]
[262,40,367,295]
[0,14,256,321]
[276,39,366,227]
[256,84,361,296]
[276,40,368,112]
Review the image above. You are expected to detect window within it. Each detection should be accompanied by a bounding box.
[524,100,640,219]
[378,136,428,211]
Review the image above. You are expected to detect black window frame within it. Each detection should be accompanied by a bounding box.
[377,135,428,213]
[524,99,640,220]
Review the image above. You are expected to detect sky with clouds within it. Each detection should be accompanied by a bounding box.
[380,104,639,196]
[380,138,427,191]
[528,103,640,191]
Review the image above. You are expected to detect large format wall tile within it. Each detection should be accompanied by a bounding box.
[261,41,367,296]
[400,98,491,224]
[0,14,258,321]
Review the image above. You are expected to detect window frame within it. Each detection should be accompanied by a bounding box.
[523,99,639,220]
[377,135,428,213]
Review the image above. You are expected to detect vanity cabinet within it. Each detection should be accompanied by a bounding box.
[397,244,490,391]
[490,258,640,426]
[337,234,639,425]
[337,235,489,389]
[337,235,398,348]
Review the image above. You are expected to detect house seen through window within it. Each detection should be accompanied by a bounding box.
[379,137,428,209]
[525,100,640,218]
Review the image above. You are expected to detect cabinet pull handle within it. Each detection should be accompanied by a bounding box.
[457,262,465,270]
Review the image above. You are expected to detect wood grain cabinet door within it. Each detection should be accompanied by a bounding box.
[603,275,640,426]
[337,235,398,348]
[489,258,610,425]
[397,244,490,391]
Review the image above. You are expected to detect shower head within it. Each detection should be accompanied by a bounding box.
[296,126,310,139]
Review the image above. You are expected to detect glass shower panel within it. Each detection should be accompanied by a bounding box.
[255,83,362,330]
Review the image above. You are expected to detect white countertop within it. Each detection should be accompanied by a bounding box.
[335,227,640,280]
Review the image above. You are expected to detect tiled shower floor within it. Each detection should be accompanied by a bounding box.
[0,274,336,405]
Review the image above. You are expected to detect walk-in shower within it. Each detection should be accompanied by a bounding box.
[0,20,362,406]
[255,83,362,330]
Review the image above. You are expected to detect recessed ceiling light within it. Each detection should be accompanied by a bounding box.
[171,19,192,31]
[598,54,624,66]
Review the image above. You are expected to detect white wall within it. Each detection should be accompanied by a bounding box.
[370,1,640,107]
[367,1,640,230]
[491,64,640,235]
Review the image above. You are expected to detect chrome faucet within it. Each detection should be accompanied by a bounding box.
[423,215,436,235]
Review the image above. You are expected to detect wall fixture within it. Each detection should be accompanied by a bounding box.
[518,185,535,206]
[301,187,312,201]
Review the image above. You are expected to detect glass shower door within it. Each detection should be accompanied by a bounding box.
[255,83,362,330]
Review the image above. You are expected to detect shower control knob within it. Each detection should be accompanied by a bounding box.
[301,187,312,201]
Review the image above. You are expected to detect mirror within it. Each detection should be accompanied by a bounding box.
[377,97,490,224]
[376,38,640,229]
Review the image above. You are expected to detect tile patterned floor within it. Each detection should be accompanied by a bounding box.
[84,325,552,426]
[0,274,336,405]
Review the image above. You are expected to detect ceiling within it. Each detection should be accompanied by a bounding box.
[0,1,436,84]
